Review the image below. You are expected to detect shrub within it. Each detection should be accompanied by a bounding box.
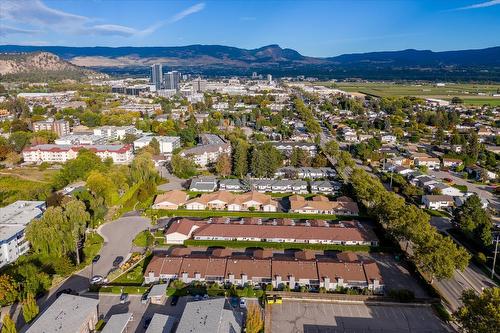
[475,252,487,265]
[388,288,415,302]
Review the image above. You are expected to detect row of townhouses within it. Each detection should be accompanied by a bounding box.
[164,218,378,246]
[144,249,384,293]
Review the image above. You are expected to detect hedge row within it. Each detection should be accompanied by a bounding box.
[184,239,373,252]
[149,208,362,221]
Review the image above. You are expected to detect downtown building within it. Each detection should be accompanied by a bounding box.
[151,63,163,91]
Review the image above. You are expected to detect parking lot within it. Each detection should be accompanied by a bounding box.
[363,253,429,298]
[271,301,450,333]
[87,293,187,333]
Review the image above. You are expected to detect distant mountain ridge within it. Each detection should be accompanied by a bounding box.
[1,44,499,80]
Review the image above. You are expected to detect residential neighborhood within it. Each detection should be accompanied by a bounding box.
[0,1,499,332]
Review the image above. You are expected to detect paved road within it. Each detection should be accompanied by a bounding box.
[430,216,498,310]
[40,215,151,309]
[428,169,499,216]
[157,166,186,191]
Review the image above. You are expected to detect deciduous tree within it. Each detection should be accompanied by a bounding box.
[215,153,232,177]
[454,287,500,333]
[245,303,264,333]
[0,275,19,306]
[1,313,17,333]
[22,293,39,324]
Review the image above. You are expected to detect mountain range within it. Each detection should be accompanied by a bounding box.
[1,44,499,81]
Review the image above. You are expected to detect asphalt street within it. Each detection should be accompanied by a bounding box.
[41,214,152,310]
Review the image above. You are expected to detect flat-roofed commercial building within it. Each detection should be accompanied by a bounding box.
[26,294,99,333]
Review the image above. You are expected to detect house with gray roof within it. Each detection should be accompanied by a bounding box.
[25,294,99,333]
[310,180,342,194]
[219,179,245,192]
[101,313,133,333]
[251,179,308,194]
[145,314,177,333]
[176,298,242,333]
[189,177,218,192]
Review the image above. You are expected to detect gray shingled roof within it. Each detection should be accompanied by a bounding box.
[26,294,99,333]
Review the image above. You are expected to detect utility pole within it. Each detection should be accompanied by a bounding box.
[491,234,499,279]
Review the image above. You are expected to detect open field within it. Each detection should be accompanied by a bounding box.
[319,82,500,105]
[0,167,58,206]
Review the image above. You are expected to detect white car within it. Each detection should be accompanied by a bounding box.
[239,299,247,308]
[90,275,103,284]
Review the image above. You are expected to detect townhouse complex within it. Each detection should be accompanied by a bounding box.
[164,217,378,246]
[144,248,384,293]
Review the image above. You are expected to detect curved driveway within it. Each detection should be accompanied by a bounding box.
[92,215,151,277]
[42,214,151,307]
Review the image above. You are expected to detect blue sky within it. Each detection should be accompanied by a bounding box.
[1,0,499,57]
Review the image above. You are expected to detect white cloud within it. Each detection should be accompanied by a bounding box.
[87,24,139,37]
[1,0,87,26]
[171,3,205,23]
[0,0,206,39]
[453,0,500,10]
[0,25,40,37]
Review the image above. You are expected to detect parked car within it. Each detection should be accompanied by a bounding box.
[193,295,202,301]
[141,292,149,304]
[113,256,124,267]
[92,255,100,263]
[120,293,129,304]
[56,289,75,298]
[239,299,247,308]
[170,295,179,306]
[90,275,103,284]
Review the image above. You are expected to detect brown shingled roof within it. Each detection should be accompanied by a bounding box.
[154,190,188,205]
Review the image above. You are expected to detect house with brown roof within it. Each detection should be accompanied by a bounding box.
[152,190,188,210]
[289,195,359,215]
[144,249,384,292]
[184,191,278,212]
[165,218,202,244]
[190,221,378,246]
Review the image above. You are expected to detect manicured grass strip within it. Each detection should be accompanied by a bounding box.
[96,285,149,294]
[184,239,373,252]
[149,209,359,221]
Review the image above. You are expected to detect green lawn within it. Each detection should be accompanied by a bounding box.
[0,175,53,206]
[183,239,373,252]
[112,261,145,285]
[82,232,104,266]
[316,82,500,106]
[149,208,360,221]
[132,230,153,247]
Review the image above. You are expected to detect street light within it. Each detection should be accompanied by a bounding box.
[491,234,499,280]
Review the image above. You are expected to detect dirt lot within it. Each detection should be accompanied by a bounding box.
[270,301,450,333]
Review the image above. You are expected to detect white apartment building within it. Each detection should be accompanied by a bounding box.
[23,144,134,164]
[0,201,46,268]
[133,136,181,154]
[92,126,142,141]
[33,119,71,137]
